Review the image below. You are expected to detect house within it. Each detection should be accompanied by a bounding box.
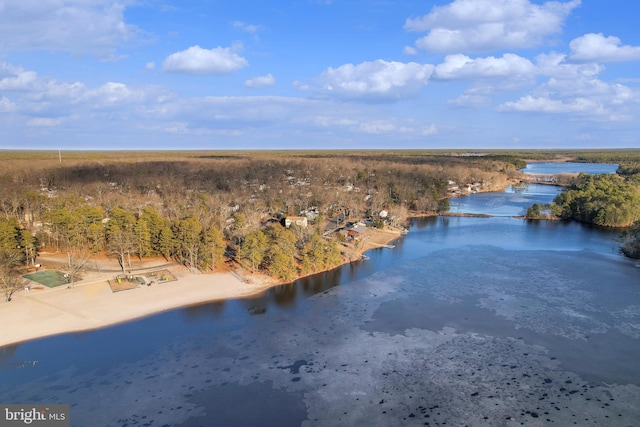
[301,207,319,221]
[340,222,367,240]
[283,216,308,228]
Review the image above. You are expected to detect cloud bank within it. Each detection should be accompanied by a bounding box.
[0,0,142,57]
[406,0,581,53]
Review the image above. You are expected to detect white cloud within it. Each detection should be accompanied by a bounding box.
[499,95,604,114]
[317,60,434,101]
[569,33,640,63]
[406,0,581,53]
[498,50,637,121]
[145,62,156,70]
[0,61,174,128]
[433,53,535,80]
[0,0,142,56]
[0,63,39,91]
[162,45,249,75]
[538,77,634,106]
[535,52,602,79]
[81,82,147,107]
[245,74,276,88]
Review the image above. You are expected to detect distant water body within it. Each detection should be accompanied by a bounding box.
[521,161,618,175]
[1,163,638,426]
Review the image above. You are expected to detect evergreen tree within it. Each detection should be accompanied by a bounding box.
[0,217,21,255]
[175,215,203,272]
[301,233,327,273]
[87,222,105,253]
[134,218,152,258]
[140,206,166,255]
[240,229,268,273]
[19,229,37,266]
[158,225,175,261]
[202,225,226,271]
[266,226,298,280]
[268,244,297,281]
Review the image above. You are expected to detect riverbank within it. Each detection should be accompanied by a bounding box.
[0,228,402,348]
[0,266,279,348]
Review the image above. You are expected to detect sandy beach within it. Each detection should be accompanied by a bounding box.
[0,228,403,348]
[0,261,275,348]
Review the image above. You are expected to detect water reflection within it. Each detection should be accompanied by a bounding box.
[297,267,343,296]
[182,300,228,320]
[0,345,18,367]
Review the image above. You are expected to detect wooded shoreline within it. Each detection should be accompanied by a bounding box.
[0,225,403,348]
[1,149,639,346]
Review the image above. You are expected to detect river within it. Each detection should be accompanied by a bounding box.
[1,163,639,426]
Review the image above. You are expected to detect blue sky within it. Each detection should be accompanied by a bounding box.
[1,0,639,150]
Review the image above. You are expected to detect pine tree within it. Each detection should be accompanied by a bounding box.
[268,244,297,281]
[175,215,203,272]
[203,225,226,271]
[240,229,268,273]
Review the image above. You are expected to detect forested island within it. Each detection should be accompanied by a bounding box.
[1,149,640,302]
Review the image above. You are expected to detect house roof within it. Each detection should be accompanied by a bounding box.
[347,222,367,234]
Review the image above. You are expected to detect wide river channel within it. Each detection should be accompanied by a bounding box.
[1,163,639,426]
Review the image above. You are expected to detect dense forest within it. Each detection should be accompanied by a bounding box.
[526,170,640,227]
[0,150,521,299]
[553,173,640,227]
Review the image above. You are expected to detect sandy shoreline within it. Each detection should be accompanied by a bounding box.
[0,264,278,348]
[0,229,403,348]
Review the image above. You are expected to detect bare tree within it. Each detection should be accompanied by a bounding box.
[0,250,25,302]
[107,224,136,272]
[61,249,90,288]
